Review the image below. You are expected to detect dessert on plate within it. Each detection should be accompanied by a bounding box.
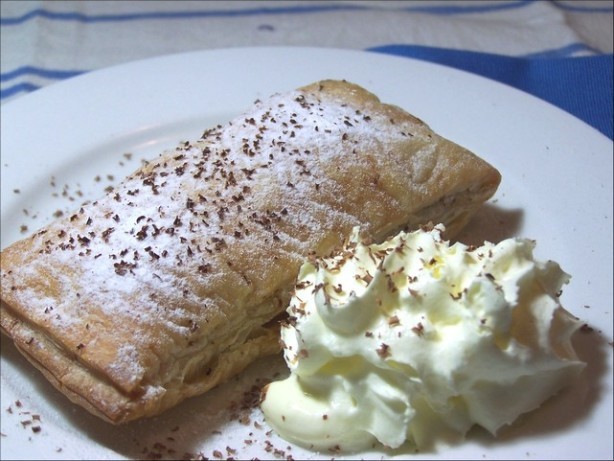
[0,80,500,424]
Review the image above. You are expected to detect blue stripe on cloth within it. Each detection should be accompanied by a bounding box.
[368,44,613,140]
[0,1,532,25]
[1,82,41,99]
[399,0,532,14]
[1,66,85,82]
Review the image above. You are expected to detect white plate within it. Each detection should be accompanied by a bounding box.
[1,47,612,460]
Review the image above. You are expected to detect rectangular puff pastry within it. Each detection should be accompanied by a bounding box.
[0,80,500,424]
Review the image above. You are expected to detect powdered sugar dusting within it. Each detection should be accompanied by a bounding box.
[1,81,437,407]
[108,344,146,388]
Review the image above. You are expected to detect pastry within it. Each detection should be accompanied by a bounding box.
[0,80,501,424]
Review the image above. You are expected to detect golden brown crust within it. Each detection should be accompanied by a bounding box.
[0,80,500,423]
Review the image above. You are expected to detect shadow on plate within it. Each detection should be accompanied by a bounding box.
[453,203,524,245]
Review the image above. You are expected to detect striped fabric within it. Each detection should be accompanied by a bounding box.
[1,0,612,137]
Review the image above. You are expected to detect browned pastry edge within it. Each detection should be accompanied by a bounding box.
[1,299,280,424]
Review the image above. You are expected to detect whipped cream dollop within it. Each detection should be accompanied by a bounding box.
[261,225,585,452]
